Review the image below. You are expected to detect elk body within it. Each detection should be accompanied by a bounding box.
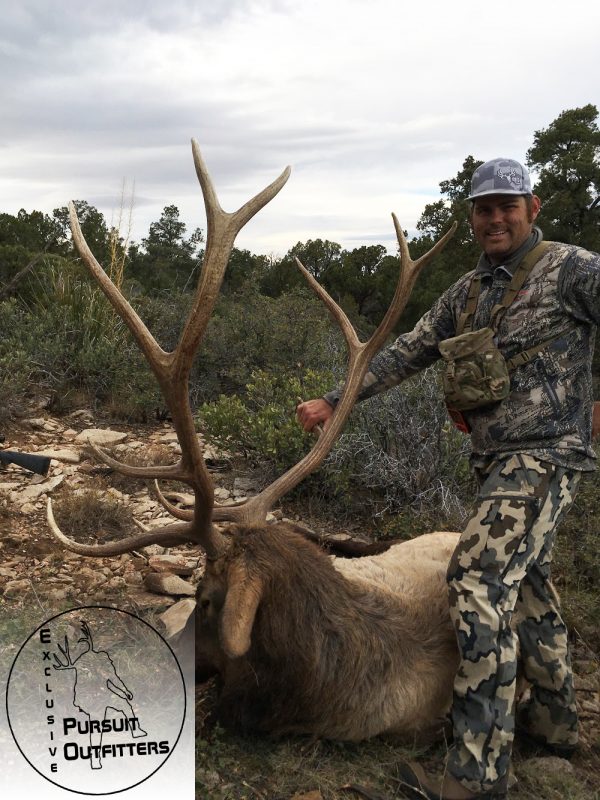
[197,524,460,740]
[48,141,460,742]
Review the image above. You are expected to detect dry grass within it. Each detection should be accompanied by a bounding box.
[51,485,133,543]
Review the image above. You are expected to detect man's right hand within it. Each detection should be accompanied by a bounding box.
[296,399,334,433]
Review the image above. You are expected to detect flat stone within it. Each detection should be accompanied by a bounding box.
[24,418,47,430]
[76,429,128,446]
[131,591,177,610]
[159,598,196,639]
[148,555,196,576]
[144,573,196,596]
[36,448,80,464]
[14,475,64,502]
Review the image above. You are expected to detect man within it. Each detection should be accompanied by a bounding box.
[297,158,600,800]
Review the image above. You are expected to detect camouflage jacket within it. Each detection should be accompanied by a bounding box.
[325,237,600,471]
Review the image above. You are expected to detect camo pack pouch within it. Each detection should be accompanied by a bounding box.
[439,327,510,412]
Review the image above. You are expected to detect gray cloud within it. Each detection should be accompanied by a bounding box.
[1,0,599,255]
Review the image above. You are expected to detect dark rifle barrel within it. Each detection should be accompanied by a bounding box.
[0,450,51,475]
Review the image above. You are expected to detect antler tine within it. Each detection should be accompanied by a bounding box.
[69,203,169,374]
[87,440,187,481]
[371,216,457,355]
[180,140,291,360]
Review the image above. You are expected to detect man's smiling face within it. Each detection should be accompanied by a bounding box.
[470,193,541,264]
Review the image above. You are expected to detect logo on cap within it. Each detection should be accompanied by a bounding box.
[496,166,523,190]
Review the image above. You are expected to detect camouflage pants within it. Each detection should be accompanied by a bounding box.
[446,453,581,793]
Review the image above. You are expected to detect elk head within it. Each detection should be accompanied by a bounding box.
[47,140,456,669]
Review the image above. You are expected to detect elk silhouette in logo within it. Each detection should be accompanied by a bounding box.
[48,140,465,742]
[53,621,147,769]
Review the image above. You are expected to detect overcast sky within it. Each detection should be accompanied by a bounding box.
[1,0,599,257]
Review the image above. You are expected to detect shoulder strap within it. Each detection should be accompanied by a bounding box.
[456,274,482,335]
[489,241,552,330]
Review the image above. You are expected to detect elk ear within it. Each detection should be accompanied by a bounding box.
[220,561,263,659]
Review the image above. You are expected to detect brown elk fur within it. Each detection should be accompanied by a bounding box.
[197,523,461,741]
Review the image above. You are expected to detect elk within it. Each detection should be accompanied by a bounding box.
[47,140,461,742]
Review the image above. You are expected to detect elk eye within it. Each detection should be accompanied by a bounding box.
[200,597,211,611]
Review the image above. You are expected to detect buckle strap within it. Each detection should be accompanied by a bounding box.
[506,334,560,371]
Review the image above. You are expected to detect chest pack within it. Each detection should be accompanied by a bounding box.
[439,241,556,415]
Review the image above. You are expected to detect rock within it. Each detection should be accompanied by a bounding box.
[76,429,128,446]
[159,598,196,639]
[131,591,176,610]
[142,545,166,556]
[104,576,127,591]
[158,432,179,443]
[124,572,143,587]
[148,555,196,576]
[14,475,64,502]
[35,448,80,464]
[46,588,69,602]
[24,417,47,430]
[3,579,32,597]
[143,573,196,596]
[214,487,231,501]
[525,755,574,774]
[0,567,16,577]
[134,500,157,515]
[233,477,258,496]
[43,420,61,432]
[161,490,195,507]
[68,409,94,422]
[291,792,324,800]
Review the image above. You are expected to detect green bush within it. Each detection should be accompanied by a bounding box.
[198,368,335,473]
[195,285,344,404]
[0,261,162,418]
[0,301,33,423]
[324,367,473,524]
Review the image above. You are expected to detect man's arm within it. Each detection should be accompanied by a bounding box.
[558,248,600,324]
[296,283,461,432]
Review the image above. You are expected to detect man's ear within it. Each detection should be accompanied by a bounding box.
[530,194,542,221]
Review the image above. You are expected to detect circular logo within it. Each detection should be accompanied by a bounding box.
[6,606,186,795]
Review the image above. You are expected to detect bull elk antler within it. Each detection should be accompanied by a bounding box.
[47,140,455,561]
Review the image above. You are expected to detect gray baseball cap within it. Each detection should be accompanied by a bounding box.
[468,158,532,200]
